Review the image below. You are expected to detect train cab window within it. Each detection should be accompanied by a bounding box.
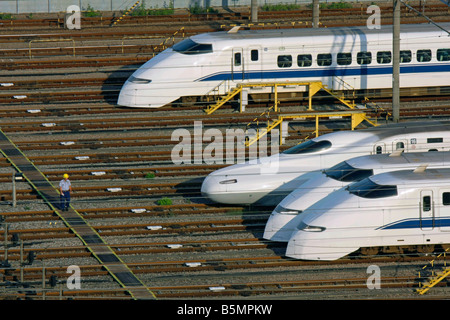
[324,161,374,182]
[283,139,332,154]
[347,179,398,199]
[234,52,241,66]
[173,39,213,55]
[317,53,332,66]
[377,51,392,64]
[423,196,431,212]
[443,192,450,205]
[357,52,372,65]
[400,50,412,63]
[251,50,259,61]
[337,53,352,65]
[278,55,292,68]
[437,49,450,61]
[417,49,432,62]
[297,54,312,67]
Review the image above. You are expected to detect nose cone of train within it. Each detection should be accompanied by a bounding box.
[117,80,172,108]
[263,212,300,242]
[200,174,228,203]
[286,232,355,261]
[117,83,136,107]
[201,158,281,205]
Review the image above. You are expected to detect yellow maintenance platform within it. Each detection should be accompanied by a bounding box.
[204,80,383,146]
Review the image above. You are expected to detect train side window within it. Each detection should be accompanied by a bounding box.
[376,146,383,154]
[337,52,352,65]
[400,50,412,63]
[251,50,259,61]
[437,48,450,61]
[427,137,443,143]
[278,55,292,68]
[377,51,392,64]
[357,52,372,65]
[317,53,332,66]
[297,54,312,67]
[417,49,432,62]
[234,52,241,66]
[396,142,405,149]
[423,195,431,212]
[443,192,450,205]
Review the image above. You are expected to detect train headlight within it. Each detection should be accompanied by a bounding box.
[219,179,237,184]
[298,221,326,232]
[128,76,152,84]
[274,204,300,215]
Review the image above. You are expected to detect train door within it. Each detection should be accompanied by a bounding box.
[439,189,450,232]
[247,46,263,81]
[420,190,435,230]
[232,48,244,81]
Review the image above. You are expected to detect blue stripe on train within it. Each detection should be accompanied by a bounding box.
[197,63,450,82]
[377,217,450,230]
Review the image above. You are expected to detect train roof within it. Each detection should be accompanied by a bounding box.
[369,168,450,186]
[358,120,450,138]
[308,120,450,145]
[192,23,450,46]
[346,151,450,168]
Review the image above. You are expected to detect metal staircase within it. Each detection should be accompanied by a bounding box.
[112,1,140,26]
[205,85,242,114]
[416,247,450,295]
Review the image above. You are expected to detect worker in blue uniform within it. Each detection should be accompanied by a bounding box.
[59,173,72,211]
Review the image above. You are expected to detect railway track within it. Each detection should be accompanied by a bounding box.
[0,252,444,299]
[0,2,448,31]
[0,103,448,136]
[1,216,269,241]
[0,181,205,202]
[0,204,250,222]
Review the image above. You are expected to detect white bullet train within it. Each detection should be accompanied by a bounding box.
[264,150,450,242]
[285,168,450,261]
[117,23,450,108]
[201,120,450,206]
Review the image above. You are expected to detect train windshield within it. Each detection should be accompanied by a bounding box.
[173,39,213,55]
[324,161,374,182]
[283,140,332,155]
[347,179,398,199]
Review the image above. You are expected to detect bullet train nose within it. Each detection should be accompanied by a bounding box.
[263,210,301,242]
[200,174,229,203]
[117,80,174,108]
[201,160,282,205]
[117,83,137,107]
[201,174,262,204]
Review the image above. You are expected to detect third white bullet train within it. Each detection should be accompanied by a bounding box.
[285,168,450,261]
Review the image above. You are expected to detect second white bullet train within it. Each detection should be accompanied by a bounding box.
[285,168,450,261]
[263,150,450,242]
[201,120,450,206]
